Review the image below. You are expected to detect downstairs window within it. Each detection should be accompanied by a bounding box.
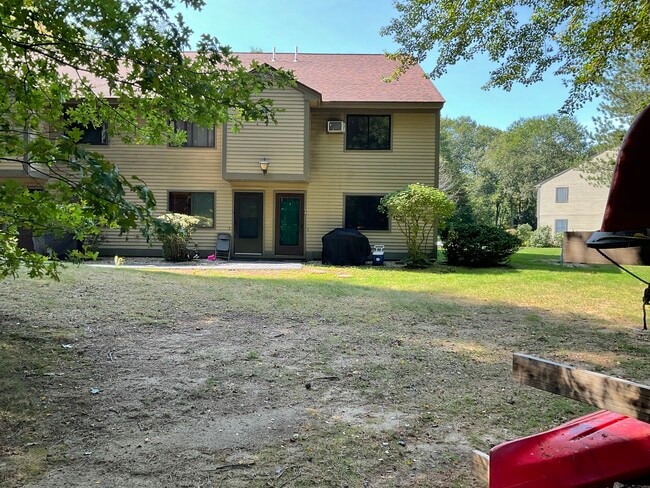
[168,191,215,228]
[344,195,389,230]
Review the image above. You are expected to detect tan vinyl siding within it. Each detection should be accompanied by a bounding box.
[225,88,306,178]
[0,171,48,187]
[0,124,50,182]
[306,111,438,254]
[95,129,228,253]
[0,159,26,173]
[90,107,439,258]
[537,168,610,232]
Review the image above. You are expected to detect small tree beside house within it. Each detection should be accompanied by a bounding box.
[380,183,455,267]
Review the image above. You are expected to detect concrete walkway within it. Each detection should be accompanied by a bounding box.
[87,258,304,271]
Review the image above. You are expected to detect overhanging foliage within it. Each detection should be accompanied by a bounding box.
[382,0,650,112]
[0,0,294,279]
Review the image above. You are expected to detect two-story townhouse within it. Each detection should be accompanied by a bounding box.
[3,52,445,260]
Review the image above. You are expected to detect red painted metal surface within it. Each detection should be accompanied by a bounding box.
[489,410,650,488]
[601,103,650,233]
[586,103,650,249]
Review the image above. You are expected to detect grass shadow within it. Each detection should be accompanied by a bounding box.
[430,247,629,275]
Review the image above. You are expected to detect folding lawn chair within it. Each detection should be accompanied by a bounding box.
[215,233,231,260]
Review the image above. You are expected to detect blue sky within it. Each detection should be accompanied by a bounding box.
[180,0,599,131]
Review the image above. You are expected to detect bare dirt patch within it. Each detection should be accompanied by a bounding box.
[26,317,309,487]
[1,264,648,487]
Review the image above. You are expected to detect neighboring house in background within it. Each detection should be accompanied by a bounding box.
[534,151,645,265]
[536,151,616,234]
[2,52,444,259]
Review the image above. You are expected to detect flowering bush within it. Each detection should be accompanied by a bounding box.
[155,213,199,261]
[529,225,563,248]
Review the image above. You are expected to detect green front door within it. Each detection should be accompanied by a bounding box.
[275,193,304,256]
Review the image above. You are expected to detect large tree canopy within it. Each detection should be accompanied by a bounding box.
[593,53,650,150]
[382,1,650,112]
[478,115,590,226]
[439,116,501,224]
[579,53,650,186]
[440,116,502,177]
[0,0,293,278]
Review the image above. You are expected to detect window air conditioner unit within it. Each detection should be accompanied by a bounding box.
[327,120,345,133]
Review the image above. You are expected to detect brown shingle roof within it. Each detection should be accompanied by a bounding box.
[234,52,444,104]
[59,52,444,104]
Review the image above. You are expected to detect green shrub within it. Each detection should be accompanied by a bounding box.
[529,225,562,248]
[155,213,199,261]
[380,183,455,268]
[443,223,521,267]
[515,223,533,246]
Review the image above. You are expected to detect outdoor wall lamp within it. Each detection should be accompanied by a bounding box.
[259,157,270,174]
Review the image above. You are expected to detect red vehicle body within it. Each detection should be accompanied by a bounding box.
[490,410,650,488]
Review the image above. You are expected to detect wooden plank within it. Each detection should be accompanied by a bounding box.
[471,449,489,485]
[513,353,650,423]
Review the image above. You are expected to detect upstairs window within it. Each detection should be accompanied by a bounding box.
[173,121,215,147]
[64,106,109,145]
[168,191,215,228]
[346,115,391,150]
[69,121,108,145]
[344,195,389,230]
[555,187,569,203]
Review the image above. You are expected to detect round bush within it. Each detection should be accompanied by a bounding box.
[528,225,560,248]
[443,223,521,267]
[155,213,199,262]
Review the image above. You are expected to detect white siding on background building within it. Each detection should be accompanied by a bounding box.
[537,168,610,232]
